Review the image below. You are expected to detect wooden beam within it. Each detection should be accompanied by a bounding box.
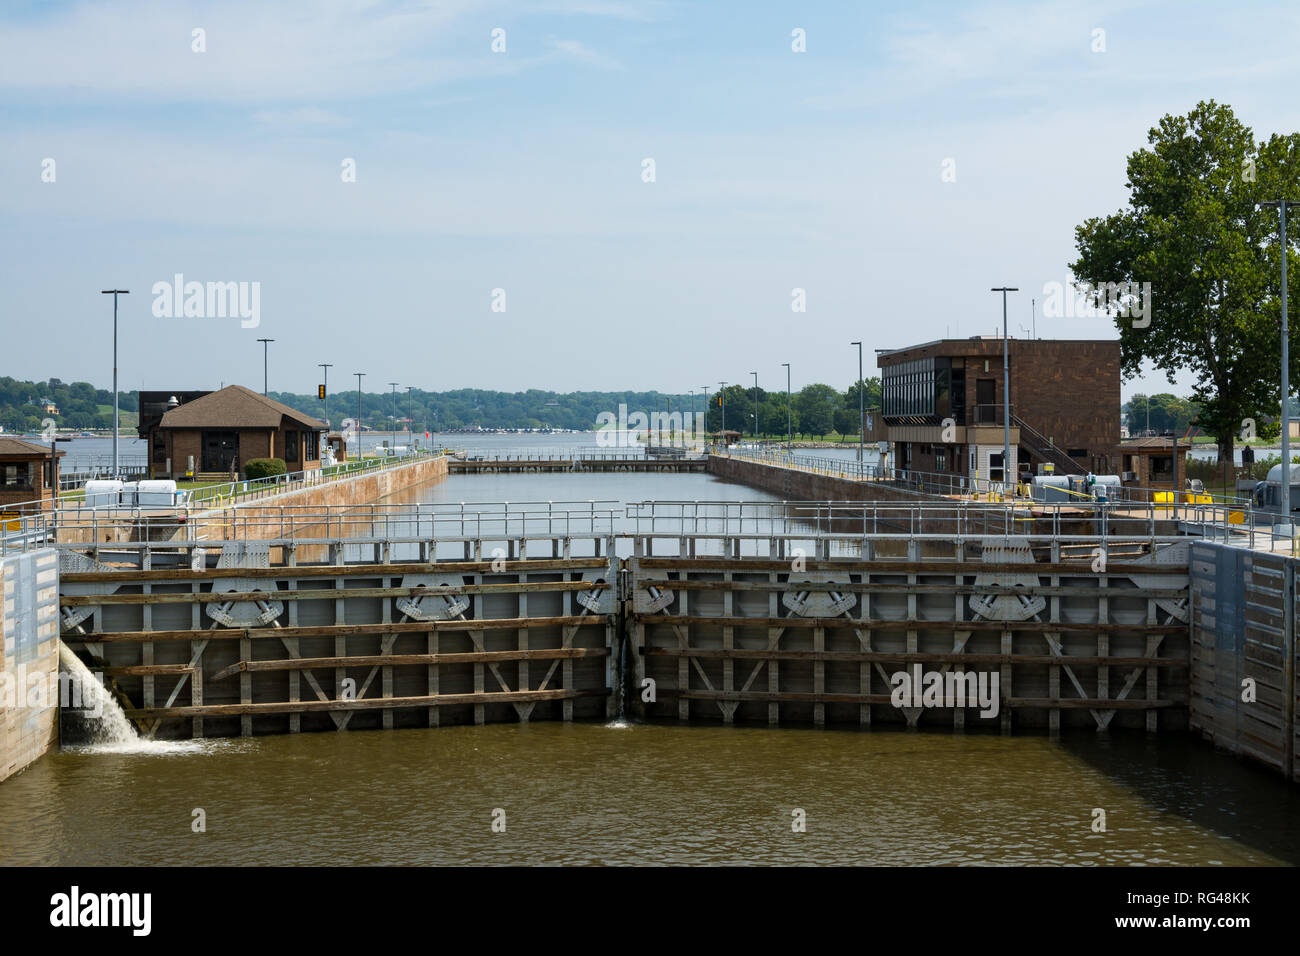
[210,647,608,681]
[636,614,1186,634]
[76,614,604,643]
[124,687,608,719]
[92,663,198,676]
[657,689,1176,709]
[641,648,1181,667]
[635,579,1187,599]
[60,557,609,583]
[61,580,609,606]
[634,557,1187,575]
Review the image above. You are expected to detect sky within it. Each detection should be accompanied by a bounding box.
[3,0,1299,401]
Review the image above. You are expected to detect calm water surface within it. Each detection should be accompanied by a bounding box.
[1,723,1296,866]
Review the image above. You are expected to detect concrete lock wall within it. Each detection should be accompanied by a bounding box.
[0,549,60,782]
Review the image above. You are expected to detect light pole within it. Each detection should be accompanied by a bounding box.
[100,289,129,476]
[257,338,274,396]
[751,371,759,444]
[991,287,1019,490]
[851,341,863,463]
[319,363,332,427]
[388,382,399,447]
[406,386,414,448]
[699,385,708,447]
[718,382,728,445]
[1263,199,1299,532]
[354,372,365,457]
[781,362,791,453]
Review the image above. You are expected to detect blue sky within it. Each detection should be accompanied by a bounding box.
[3,0,1299,399]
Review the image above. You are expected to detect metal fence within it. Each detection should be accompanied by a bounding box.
[720,445,1253,509]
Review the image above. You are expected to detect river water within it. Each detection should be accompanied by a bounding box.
[4,445,1300,866]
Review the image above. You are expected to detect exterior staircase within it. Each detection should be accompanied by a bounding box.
[1011,414,1087,475]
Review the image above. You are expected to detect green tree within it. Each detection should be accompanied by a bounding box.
[1072,100,1300,467]
[796,384,839,437]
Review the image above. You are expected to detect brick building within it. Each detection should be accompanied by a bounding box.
[139,385,327,479]
[876,337,1120,483]
[0,438,63,509]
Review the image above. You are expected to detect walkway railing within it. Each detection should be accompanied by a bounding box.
[457,447,650,461]
[720,445,1253,509]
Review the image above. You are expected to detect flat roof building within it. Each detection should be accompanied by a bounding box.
[875,337,1120,485]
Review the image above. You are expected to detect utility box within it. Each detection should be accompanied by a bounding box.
[83,479,123,507]
[136,479,180,507]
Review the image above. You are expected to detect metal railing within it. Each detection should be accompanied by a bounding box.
[0,451,444,555]
[720,445,1253,509]
[457,447,650,461]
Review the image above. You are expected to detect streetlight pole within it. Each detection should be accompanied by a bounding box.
[750,371,759,445]
[406,386,414,448]
[851,341,863,463]
[781,362,791,454]
[388,382,399,447]
[718,382,728,445]
[1263,200,1299,532]
[699,385,708,447]
[257,338,274,396]
[354,372,365,457]
[100,289,129,476]
[319,363,332,427]
[991,287,1019,490]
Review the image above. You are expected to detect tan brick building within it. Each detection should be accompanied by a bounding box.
[876,337,1120,483]
[140,385,327,479]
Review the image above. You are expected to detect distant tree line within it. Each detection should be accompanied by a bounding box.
[262,381,885,437]
[0,377,138,432]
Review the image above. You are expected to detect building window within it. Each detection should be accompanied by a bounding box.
[284,430,300,463]
[305,431,319,462]
[1068,448,1087,458]
[989,452,1004,482]
[935,448,946,472]
[2,463,33,490]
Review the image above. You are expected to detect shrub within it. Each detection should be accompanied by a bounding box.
[244,457,287,480]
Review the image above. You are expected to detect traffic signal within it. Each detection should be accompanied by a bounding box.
[317,384,326,400]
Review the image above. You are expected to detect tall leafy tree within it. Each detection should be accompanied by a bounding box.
[1072,100,1300,466]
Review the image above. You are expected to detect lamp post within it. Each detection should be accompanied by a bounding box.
[388,382,399,448]
[257,338,274,396]
[406,386,414,448]
[354,372,365,457]
[1262,199,1299,533]
[100,289,129,476]
[781,362,791,454]
[319,363,332,427]
[699,385,708,447]
[718,382,727,446]
[851,341,863,463]
[991,287,1019,490]
[751,371,759,445]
